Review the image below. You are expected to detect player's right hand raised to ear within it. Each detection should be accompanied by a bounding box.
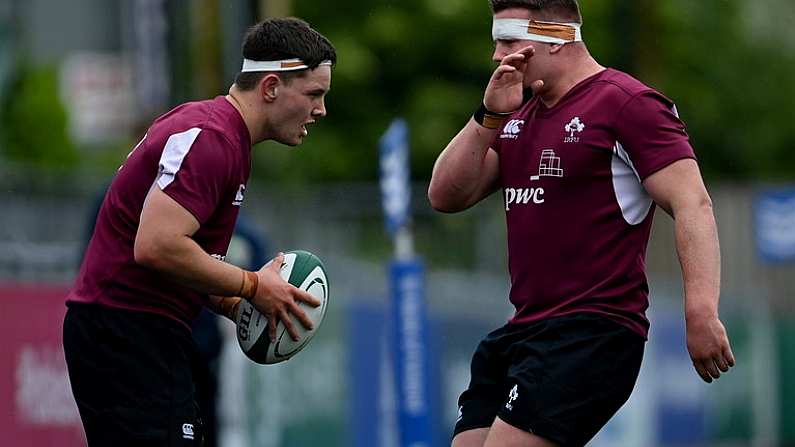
[251,252,322,342]
[485,45,544,113]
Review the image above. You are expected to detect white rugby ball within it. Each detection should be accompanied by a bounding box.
[235,250,329,364]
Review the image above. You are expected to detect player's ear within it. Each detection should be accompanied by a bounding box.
[260,74,281,103]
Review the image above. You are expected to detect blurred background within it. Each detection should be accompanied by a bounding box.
[0,0,793,446]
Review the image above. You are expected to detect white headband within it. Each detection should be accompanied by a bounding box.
[241,58,332,73]
[492,19,583,44]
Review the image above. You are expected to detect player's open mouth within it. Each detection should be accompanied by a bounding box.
[301,121,315,137]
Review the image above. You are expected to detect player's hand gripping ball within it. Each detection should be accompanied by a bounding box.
[235,250,329,364]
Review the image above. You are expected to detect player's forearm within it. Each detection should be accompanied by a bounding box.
[135,234,244,297]
[208,295,242,321]
[674,199,721,321]
[428,119,496,211]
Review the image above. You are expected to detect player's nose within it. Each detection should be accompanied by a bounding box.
[492,47,508,63]
[313,99,326,117]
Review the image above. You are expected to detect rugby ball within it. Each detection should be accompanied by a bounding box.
[235,250,329,364]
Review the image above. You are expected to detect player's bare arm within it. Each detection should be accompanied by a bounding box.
[644,158,736,383]
[428,134,500,213]
[135,186,319,341]
[207,294,242,321]
[428,45,537,213]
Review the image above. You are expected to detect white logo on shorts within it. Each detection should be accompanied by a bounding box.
[505,384,519,411]
[182,423,195,440]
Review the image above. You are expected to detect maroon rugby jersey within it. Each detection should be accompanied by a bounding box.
[493,69,695,338]
[67,96,251,328]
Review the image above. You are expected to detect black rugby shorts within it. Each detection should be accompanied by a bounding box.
[453,313,645,447]
[63,303,205,446]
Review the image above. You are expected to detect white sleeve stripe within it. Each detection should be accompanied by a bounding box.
[614,141,642,182]
[612,141,653,225]
[156,128,203,190]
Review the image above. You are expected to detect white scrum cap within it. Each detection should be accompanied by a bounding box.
[492,19,583,45]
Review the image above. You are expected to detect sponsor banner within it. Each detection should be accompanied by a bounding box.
[755,187,795,263]
[379,119,411,236]
[0,283,85,446]
[389,260,434,447]
[349,300,447,447]
[60,52,136,145]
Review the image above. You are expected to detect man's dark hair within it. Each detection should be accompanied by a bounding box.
[489,0,582,24]
[234,17,337,91]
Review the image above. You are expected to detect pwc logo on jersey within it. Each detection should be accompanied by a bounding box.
[500,119,525,139]
[505,187,544,210]
[233,184,246,206]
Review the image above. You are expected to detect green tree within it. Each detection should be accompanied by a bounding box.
[257,0,795,183]
[652,0,795,181]
[0,64,78,167]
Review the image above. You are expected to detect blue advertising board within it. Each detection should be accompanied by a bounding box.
[379,119,411,237]
[755,188,795,263]
[389,260,434,447]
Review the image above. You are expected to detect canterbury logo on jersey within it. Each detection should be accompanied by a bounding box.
[500,119,525,139]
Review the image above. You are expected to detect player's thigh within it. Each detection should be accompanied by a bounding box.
[453,325,515,439]
[452,427,489,447]
[484,417,558,447]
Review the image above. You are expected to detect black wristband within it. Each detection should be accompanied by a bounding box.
[473,103,512,129]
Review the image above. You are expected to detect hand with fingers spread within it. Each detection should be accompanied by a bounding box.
[686,314,736,383]
[249,252,322,343]
[484,45,544,113]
